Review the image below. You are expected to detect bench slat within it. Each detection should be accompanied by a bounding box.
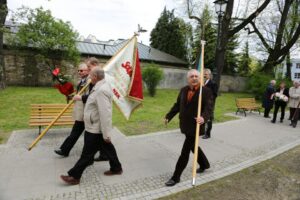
[29,104,75,132]
[235,98,261,116]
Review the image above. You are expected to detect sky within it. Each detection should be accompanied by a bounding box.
[7,0,183,45]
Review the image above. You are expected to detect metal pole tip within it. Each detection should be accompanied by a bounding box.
[192,178,196,186]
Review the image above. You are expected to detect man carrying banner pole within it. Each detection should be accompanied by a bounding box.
[164,41,212,187]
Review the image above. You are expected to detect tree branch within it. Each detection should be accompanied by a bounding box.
[228,0,271,37]
[186,0,202,24]
[279,23,300,57]
[249,21,272,53]
[273,0,292,51]
[274,54,286,65]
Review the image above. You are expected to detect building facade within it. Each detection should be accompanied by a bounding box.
[277,58,300,81]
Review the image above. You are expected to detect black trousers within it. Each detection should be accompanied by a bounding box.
[205,103,215,137]
[172,135,210,182]
[205,120,212,137]
[264,108,272,117]
[60,120,85,155]
[290,108,299,124]
[272,102,286,122]
[68,131,122,179]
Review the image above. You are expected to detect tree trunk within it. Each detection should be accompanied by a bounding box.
[286,51,291,80]
[214,2,232,92]
[0,0,8,90]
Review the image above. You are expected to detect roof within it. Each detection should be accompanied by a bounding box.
[76,39,188,66]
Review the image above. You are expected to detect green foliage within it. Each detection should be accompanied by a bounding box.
[247,73,274,100]
[142,64,164,97]
[238,42,251,76]
[224,24,240,75]
[150,7,190,61]
[276,77,293,89]
[8,6,80,66]
[0,86,248,143]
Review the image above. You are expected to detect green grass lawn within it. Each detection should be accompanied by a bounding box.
[0,86,254,143]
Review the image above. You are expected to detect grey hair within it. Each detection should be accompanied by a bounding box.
[270,80,276,84]
[78,62,88,69]
[187,69,200,78]
[204,68,212,79]
[91,67,105,80]
[86,57,100,66]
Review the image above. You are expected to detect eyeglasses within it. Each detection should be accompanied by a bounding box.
[78,70,86,72]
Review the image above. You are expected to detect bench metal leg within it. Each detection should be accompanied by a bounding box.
[38,126,41,135]
[243,109,247,117]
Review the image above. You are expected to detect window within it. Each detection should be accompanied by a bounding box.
[296,63,300,69]
[294,73,300,79]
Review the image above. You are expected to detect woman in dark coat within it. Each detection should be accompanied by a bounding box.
[271,82,289,123]
[262,80,276,118]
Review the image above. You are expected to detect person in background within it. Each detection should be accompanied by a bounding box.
[271,81,289,123]
[288,81,300,128]
[202,68,218,139]
[262,80,276,118]
[54,63,89,157]
[74,57,108,161]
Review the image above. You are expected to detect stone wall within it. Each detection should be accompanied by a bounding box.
[4,50,77,86]
[3,50,248,92]
[156,68,248,92]
[219,75,248,92]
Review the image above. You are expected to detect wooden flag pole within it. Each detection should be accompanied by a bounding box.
[28,79,91,151]
[192,40,206,186]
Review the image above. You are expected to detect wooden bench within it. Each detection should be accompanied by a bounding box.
[235,98,261,116]
[29,104,74,134]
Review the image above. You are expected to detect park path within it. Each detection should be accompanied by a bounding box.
[0,113,300,200]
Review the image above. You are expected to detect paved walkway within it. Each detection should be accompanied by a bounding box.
[1,113,300,200]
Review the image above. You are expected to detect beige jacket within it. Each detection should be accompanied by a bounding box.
[288,86,300,108]
[83,79,113,139]
[72,78,89,121]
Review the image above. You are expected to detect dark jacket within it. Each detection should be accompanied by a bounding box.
[205,79,218,101]
[262,84,276,109]
[165,86,213,137]
[274,88,289,106]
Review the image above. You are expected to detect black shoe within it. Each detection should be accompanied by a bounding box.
[292,123,297,128]
[54,149,68,157]
[165,179,179,187]
[202,135,210,139]
[94,155,109,162]
[264,116,271,118]
[197,167,208,174]
[280,119,283,123]
[271,120,275,123]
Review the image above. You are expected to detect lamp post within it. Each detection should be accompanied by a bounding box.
[214,0,227,49]
[213,0,228,81]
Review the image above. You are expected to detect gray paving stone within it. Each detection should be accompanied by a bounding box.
[0,115,300,200]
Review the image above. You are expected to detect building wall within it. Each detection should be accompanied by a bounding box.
[290,59,300,81]
[3,50,248,92]
[278,58,300,81]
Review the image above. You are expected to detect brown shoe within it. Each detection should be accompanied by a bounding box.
[60,175,80,185]
[104,169,123,176]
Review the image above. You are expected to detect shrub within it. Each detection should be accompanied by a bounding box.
[142,64,164,97]
[247,73,293,100]
[246,73,273,100]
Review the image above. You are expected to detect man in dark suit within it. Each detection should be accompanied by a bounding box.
[202,68,218,139]
[262,80,276,118]
[271,81,289,123]
[164,69,213,187]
